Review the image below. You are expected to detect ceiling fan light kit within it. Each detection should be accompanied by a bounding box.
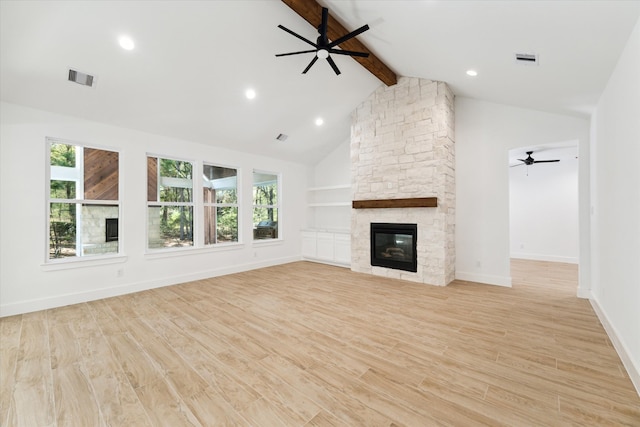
[276,7,370,76]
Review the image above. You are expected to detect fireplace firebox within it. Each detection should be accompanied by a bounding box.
[105,218,118,242]
[370,223,417,272]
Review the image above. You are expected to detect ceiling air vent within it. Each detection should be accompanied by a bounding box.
[276,133,288,142]
[515,53,539,65]
[68,69,95,87]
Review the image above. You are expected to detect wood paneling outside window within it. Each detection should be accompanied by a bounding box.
[84,148,119,200]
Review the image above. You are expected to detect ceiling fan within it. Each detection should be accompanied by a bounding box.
[511,151,560,167]
[276,7,370,75]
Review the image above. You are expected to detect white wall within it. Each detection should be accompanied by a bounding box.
[455,97,590,288]
[313,138,351,187]
[590,17,640,393]
[509,146,579,263]
[0,102,309,316]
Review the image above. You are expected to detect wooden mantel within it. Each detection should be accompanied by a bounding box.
[352,197,437,209]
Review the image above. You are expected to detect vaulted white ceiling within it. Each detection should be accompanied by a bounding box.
[1,1,638,164]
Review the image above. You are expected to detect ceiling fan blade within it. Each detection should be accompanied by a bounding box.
[326,56,341,75]
[532,160,560,163]
[328,48,370,58]
[277,25,317,48]
[510,164,525,168]
[276,49,318,57]
[302,56,319,74]
[327,24,370,48]
[517,159,527,162]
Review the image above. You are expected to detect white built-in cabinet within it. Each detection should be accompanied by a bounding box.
[301,230,351,265]
[303,184,351,266]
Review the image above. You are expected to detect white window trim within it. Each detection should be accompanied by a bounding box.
[203,162,241,246]
[252,169,282,241]
[146,154,196,252]
[144,241,245,260]
[45,137,123,265]
[41,255,128,270]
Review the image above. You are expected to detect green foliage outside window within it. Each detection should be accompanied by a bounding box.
[159,206,194,244]
[252,179,278,224]
[49,143,77,257]
[216,201,238,242]
[50,143,75,167]
[158,158,193,242]
[252,172,279,239]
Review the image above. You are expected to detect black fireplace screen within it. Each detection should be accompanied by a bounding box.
[105,218,118,242]
[370,223,417,272]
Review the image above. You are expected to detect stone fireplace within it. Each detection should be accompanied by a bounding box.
[350,77,455,285]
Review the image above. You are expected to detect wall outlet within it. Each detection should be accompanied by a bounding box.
[476,260,482,268]
[117,269,124,277]
[520,243,524,249]
[387,182,393,189]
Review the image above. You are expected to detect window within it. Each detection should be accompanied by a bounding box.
[203,164,238,244]
[252,171,280,240]
[147,156,194,249]
[47,140,120,260]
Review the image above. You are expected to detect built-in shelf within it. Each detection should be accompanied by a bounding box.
[352,197,438,209]
[306,185,351,258]
[307,184,351,209]
[307,184,350,192]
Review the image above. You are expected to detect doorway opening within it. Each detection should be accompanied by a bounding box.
[508,142,579,292]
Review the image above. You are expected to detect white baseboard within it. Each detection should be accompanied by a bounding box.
[455,271,512,287]
[302,257,351,269]
[589,297,640,397]
[0,256,301,317]
[576,288,592,299]
[510,253,578,264]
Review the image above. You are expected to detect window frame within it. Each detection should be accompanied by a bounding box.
[146,154,196,252]
[202,163,241,246]
[252,169,282,242]
[45,137,122,263]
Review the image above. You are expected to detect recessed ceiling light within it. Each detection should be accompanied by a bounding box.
[466,69,478,77]
[118,36,135,51]
[245,88,256,100]
[315,117,324,126]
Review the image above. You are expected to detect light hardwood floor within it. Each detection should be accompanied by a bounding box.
[1,260,639,426]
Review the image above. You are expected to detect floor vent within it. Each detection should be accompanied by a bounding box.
[515,53,538,65]
[276,133,288,141]
[68,69,95,87]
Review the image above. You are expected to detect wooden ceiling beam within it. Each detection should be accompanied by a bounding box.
[281,0,397,86]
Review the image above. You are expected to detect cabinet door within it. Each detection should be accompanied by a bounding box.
[334,233,351,264]
[316,232,334,260]
[302,232,317,258]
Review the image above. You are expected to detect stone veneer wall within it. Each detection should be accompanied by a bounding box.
[148,206,164,249]
[350,77,455,285]
[81,205,119,255]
